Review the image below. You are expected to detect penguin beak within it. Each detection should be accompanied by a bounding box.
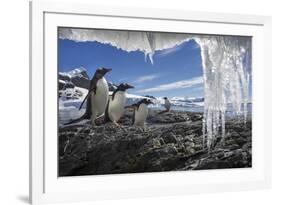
[103,68,112,73]
[125,84,134,89]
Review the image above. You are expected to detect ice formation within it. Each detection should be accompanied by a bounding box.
[59,28,251,150]
[195,36,251,149]
[59,28,191,63]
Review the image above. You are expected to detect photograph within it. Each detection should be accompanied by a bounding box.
[58,27,252,176]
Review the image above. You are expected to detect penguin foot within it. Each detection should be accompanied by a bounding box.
[113,121,121,127]
[91,122,96,127]
[91,117,96,127]
[136,126,146,132]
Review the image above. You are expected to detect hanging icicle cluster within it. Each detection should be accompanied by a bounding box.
[196,36,251,150]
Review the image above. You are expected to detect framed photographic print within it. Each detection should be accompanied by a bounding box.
[30,1,272,204]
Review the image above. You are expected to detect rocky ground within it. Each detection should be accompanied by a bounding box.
[58,110,252,176]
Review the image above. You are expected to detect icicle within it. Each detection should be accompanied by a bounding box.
[143,51,154,64]
[148,52,154,64]
[202,112,206,148]
[146,32,156,64]
[198,36,251,150]
[144,52,148,63]
[221,111,225,144]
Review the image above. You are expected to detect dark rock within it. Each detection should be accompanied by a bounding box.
[58,68,90,90]
[159,138,165,145]
[59,73,71,82]
[64,81,75,89]
[195,160,231,170]
[71,76,90,89]
[147,110,189,124]
[59,81,65,90]
[58,110,252,176]
[162,133,178,144]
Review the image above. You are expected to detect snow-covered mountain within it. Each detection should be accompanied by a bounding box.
[169,96,204,107]
[59,67,90,89]
[170,96,204,102]
[59,67,89,79]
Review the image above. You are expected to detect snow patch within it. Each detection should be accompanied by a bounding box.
[59,67,88,79]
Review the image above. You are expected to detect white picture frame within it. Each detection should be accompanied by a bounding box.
[29,1,272,204]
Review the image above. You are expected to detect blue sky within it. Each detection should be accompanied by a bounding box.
[58,38,204,98]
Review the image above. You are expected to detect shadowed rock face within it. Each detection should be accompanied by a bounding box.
[58,69,90,89]
[58,110,252,176]
[70,76,90,89]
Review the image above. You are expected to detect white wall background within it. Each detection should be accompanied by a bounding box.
[0,0,279,204]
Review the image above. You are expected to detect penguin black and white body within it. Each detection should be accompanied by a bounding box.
[105,83,134,126]
[132,98,154,128]
[64,67,112,126]
[163,97,171,112]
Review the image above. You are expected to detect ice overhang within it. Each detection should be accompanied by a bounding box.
[59,28,195,64]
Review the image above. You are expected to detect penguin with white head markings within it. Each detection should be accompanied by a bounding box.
[104,83,134,126]
[157,97,171,115]
[163,97,171,112]
[131,98,154,128]
[64,67,112,126]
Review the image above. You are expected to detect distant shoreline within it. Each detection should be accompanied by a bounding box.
[59,106,252,127]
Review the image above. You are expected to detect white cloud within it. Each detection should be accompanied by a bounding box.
[157,44,184,57]
[134,74,159,83]
[118,77,129,82]
[135,76,203,93]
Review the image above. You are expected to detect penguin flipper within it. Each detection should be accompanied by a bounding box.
[63,108,91,125]
[78,87,96,110]
[64,116,85,125]
[78,92,89,110]
[64,93,92,125]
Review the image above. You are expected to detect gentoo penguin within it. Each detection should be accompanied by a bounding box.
[163,97,171,112]
[104,83,134,126]
[132,98,154,128]
[64,67,112,126]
